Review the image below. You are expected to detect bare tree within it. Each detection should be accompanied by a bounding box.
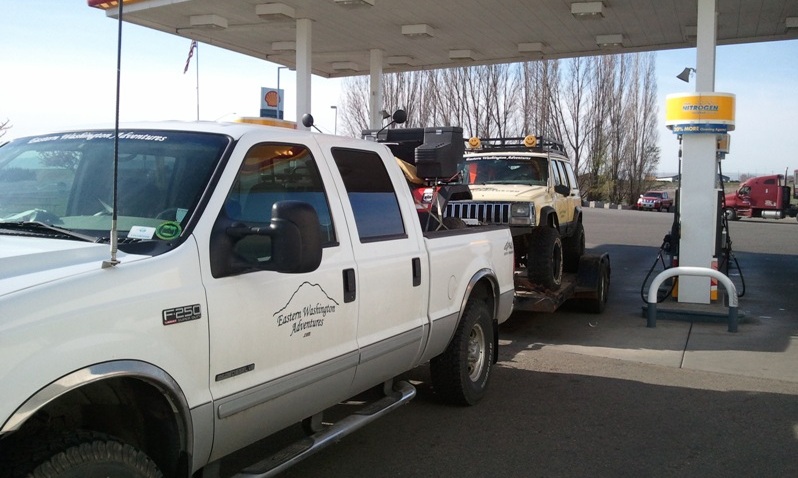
[552,57,592,179]
[337,52,662,204]
[0,118,10,140]
[624,52,660,202]
[339,76,370,137]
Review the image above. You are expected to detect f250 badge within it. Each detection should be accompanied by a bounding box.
[274,282,339,338]
[162,304,202,325]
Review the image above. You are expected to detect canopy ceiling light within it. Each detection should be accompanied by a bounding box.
[683,25,697,40]
[256,3,296,21]
[386,56,413,65]
[518,42,545,53]
[402,24,434,37]
[189,14,228,30]
[677,67,696,82]
[334,0,374,6]
[332,61,359,71]
[271,41,296,51]
[596,34,623,47]
[449,49,475,61]
[787,17,798,30]
[571,2,604,18]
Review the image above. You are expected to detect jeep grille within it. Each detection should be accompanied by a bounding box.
[445,201,511,224]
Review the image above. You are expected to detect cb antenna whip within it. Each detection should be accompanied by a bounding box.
[102,0,124,268]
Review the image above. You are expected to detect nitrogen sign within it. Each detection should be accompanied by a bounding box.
[665,92,735,134]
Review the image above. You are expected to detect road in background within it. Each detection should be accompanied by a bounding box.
[224,208,798,478]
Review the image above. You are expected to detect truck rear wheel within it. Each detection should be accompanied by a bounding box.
[526,227,563,290]
[430,299,494,406]
[18,431,162,478]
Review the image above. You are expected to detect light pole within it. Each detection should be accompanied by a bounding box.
[330,105,338,135]
[277,66,292,119]
[277,66,289,93]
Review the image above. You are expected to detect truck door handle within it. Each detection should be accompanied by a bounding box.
[343,268,356,303]
[412,258,421,287]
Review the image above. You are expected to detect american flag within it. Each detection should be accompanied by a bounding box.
[183,40,197,74]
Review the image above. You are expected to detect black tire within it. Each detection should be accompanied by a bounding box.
[526,227,563,290]
[562,222,585,273]
[18,431,162,478]
[584,259,610,314]
[430,299,494,406]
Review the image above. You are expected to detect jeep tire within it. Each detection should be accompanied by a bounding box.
[562,222,585,273]
[526,227,563,290]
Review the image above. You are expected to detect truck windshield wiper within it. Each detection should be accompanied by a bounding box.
[0,221,101,243]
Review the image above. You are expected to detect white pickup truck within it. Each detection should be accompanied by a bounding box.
[0,122,514,477]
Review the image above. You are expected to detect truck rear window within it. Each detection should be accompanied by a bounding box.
[330,147,406,242]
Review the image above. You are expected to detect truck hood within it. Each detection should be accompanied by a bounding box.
[0,236,146,297]
[467,184,548,202]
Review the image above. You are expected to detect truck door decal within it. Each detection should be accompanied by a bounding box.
[274,281,339,337]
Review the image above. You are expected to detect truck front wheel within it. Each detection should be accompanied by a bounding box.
[526,227,563,290]
[430,299,494,406]
[19,431,162,478]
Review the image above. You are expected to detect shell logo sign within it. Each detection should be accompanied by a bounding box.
[665,92,735,134]
[264,90,280,107]
[260,87,284,119]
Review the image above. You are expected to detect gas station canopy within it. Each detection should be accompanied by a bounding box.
[93,0,797,78]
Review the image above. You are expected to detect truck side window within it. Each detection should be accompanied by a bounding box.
[225,143,336,245]
[330,147,406,242]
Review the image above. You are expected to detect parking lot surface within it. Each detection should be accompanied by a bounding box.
[229,208,798,477]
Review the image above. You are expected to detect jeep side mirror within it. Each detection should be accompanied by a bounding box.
[554,184,570,196]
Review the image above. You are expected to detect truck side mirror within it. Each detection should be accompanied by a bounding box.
[212,201,322,276]
[554,184,570,196]
[268,200,323,273]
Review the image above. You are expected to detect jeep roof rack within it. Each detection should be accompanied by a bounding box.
[466,135,566,155]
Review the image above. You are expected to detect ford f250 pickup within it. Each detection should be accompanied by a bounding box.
[0,121,514,477]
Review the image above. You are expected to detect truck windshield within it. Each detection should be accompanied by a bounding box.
[464,156,548,186]
[0,130,229,242]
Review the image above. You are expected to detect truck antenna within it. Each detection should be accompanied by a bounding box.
[102,0,124,269]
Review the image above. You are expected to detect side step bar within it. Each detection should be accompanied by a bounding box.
[232,381,417,478]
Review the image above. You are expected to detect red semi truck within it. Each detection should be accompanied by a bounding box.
[724,173,798,221]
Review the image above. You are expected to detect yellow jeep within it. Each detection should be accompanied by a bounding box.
[445,136,584,290]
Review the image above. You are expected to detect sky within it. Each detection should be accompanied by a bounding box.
[2,0,797,178]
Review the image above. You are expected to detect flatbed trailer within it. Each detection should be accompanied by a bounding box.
[513,253,611,314]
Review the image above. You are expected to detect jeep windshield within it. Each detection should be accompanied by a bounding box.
[464,156,548,186]
[0,129,230,247]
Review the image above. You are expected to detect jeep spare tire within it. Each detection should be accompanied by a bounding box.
[526,227,563,290]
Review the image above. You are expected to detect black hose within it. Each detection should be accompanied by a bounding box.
[640,236,675,304]
[718,161,745,297]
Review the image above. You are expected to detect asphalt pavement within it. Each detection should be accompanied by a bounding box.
[228,208,798,478]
